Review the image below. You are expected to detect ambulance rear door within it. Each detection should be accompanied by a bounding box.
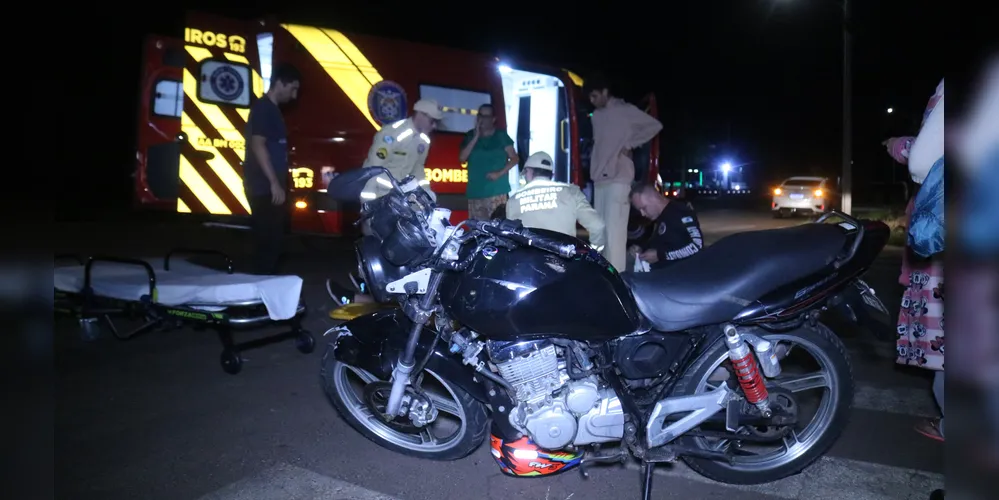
[134,35,185,211]
[176,12,268,217]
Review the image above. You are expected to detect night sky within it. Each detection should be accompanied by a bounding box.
[64,0,943,217]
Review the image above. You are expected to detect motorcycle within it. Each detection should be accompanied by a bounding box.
[320,168,890,499]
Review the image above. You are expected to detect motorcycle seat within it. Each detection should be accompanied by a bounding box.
[621,223,847,332]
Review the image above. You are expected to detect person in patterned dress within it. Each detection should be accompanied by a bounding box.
[884,79,945,442]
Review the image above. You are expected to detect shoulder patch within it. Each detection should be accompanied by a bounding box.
[383,135,394,144]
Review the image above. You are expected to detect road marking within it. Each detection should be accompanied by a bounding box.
[629,455,944,500]
[853,384,940,418]
[197,462,401,500]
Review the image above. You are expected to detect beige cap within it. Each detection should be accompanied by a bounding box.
[413,99,444,120]
[524,152,554,171]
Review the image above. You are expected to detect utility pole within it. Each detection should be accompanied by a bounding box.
[841,0,852,214]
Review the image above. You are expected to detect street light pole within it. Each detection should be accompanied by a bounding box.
[841,0,852,215]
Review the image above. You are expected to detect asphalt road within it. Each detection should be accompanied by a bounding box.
[54,208,942,500]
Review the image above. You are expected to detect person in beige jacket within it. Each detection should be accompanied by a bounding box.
[506,152,606,251]
[586,78,663,271]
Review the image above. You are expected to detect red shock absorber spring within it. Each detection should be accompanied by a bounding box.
[730,351,769,405]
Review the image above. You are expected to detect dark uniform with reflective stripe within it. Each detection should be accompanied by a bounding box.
[644,201,703,270]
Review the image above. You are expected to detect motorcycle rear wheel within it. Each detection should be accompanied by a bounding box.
[669,322,854,484]
[321,347,490,461]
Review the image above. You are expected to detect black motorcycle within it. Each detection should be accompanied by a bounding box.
[320,168,890,499]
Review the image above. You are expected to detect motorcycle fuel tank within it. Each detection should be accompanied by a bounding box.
[438,240,643,341]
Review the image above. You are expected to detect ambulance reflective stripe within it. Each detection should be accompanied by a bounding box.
[178,44,262,215]
[281,24,384,130]
[441,106,479,116]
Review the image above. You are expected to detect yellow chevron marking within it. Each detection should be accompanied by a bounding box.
[179,156,232,215]
[281,23,383,129]
[181,48,251,214]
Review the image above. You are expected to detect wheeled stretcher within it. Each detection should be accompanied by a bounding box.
[54,248,314,375]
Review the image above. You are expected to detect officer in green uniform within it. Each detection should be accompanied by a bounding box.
[506,152,607,251]
[360,98,443,201]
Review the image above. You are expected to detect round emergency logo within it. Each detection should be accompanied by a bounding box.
[367,81,408,126]
[209,65,245,102]
[417,144,426,154]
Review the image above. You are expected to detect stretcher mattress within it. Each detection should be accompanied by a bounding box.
[54,259,303,321]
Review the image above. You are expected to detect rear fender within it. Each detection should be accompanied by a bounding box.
[827,279,895,341]
[327,308,490,402]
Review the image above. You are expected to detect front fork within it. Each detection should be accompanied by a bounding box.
[723,325,782,417]
[385,272,444,417]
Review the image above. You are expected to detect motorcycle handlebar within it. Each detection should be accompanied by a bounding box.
[815,210,865,269]
[473,219,578,259]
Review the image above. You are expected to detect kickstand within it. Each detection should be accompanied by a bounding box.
[641,461,655,500]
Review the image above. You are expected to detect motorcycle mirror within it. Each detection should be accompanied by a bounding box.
[326,167,395,202]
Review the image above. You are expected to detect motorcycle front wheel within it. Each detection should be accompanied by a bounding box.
[321,347,490,461]
[669,322,854,484]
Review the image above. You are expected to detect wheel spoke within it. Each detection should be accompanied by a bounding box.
[424,391,462,417]
[772,371,830,393]
[419,428,437,445]
[332,363,468,453]
[346,365,379,384]
[782,429,801,452]
[356,405,375,419]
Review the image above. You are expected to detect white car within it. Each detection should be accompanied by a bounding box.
[772,176,835,218]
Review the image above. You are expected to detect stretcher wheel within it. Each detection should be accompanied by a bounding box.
[221,349,243,374]
[296,331,316,354]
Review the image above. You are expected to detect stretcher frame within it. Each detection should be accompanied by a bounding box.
[54,248,315,375]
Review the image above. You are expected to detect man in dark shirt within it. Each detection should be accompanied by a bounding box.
[243,64,301,274]
[628,183,704,270]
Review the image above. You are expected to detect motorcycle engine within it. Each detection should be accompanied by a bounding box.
[486,340,624,450]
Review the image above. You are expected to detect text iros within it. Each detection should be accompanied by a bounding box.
[185,28,246,54]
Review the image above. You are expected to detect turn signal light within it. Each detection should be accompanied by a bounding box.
[773,188,782,195]
[295,200,308,209]
[814,189,823,197]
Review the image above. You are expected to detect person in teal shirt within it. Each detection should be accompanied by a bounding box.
[459,104,520,220]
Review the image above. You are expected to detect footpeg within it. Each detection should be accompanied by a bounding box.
[673,444,733,464]
[643,446,677,463]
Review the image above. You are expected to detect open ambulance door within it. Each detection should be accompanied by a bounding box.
[626,92,661,245]
[134,36,185,211]
[632,92,660,187]
[171,12,267,218]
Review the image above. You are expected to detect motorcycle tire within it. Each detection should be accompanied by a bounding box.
[669,322,854,485]
[321,346,490,461]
